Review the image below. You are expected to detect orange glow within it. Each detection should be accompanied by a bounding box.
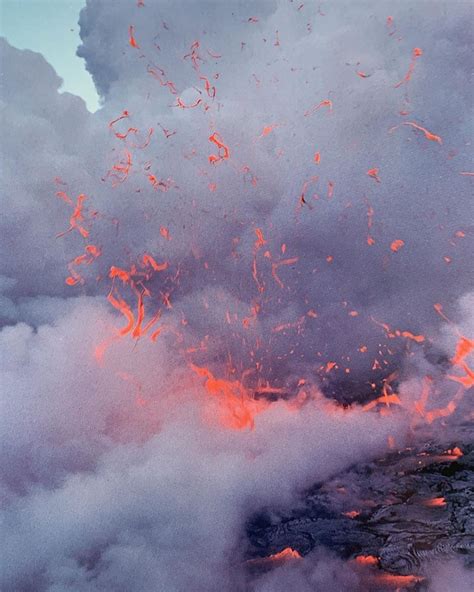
[147,66,178,95]
[56,193,90,239]
[107,288,135,336]
[390,239,405,252]
[304,99,332,117]
[417,385,465,423]
[371,574,424,588]
[176,97,202,109]
[183,40,202,70]
[443,446,463,459]
[433,302,451,323]
[245,547,302,568]
[353,555,378,566]
[343,510,360,519]
[449,363,474,388]
[191,365,267,430]
[160,226,171,241]
[367,168,381,183]
[107,150,133,186]
[313,151,321,164]
[400,331,425,343]
[394,48,423,88]
[266,547,302,562]
[254,228,267,249]
[371,317,424,343]
[258,124,278,138]
[363,392,401,411]
[452,336,474,366]
[271,257,298,289]
[327,180,334,198]
[402,121,442,144]
[422,497,446,508]
[108,110,129,129]
[142,254,168,272]
[200,76,216,98]
[272,315,305,334]
[365,199,375,245]
[128,25,139,49]
[208,132,230,164]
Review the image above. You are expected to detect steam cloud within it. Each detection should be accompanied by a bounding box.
[0,0,472,590]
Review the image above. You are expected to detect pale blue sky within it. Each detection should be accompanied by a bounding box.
[0,0,99,111]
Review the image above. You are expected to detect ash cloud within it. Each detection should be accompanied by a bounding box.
[2,1,473,394]
[0,0,473,590]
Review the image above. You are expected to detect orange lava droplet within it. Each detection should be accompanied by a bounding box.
[372,573,425,588]
[270,547,301,561]
[108,110,130,129]
[354,555,378,566]
[176,97,202,109]
[245,547,302,568]
[363,393,401,412]
[304,99,332,117]
[394,48,423,88]
[452,336,474,366]
[367,168,381,183]
[400,331,425,343]
[343,510,361,519]
[254,228,267,249]
[208,132,230,164]
[259,124,277,138]
[390,239,405,252]
[314,151,321,164]
[401,121,442,144]
[422,497,446,508]
[200,76,216,99]
[448,364,474,388]
[160,226,171,240]
[327,180,334,198]
[450,446,463,457]
[142,254,169,272]
[128,25,139,49]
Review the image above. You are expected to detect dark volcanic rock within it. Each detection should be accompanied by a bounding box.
[246,441,474,584]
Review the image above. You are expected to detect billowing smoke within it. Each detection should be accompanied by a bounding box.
[0,0,472,590]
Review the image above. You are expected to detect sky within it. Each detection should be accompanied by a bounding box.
[0,0,99,111]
